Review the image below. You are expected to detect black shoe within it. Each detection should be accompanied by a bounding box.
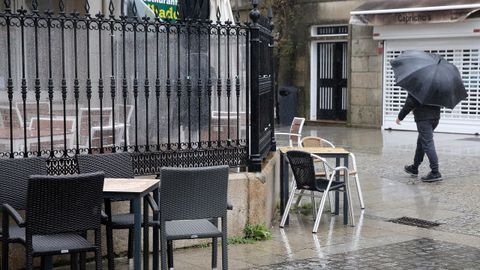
[404,165,418,176]
[421,172,443,182]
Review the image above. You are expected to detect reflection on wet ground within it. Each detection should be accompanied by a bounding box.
[253,238,480,269]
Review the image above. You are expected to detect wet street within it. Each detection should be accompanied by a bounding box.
[83,125,480,269]
[173,126,480,269]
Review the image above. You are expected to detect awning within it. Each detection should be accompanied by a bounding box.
[350,0,480,26]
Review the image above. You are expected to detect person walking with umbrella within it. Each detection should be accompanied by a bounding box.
[391,50,468,182]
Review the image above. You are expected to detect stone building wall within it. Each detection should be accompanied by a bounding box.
[236,0,384,128]
[349,25,383,127]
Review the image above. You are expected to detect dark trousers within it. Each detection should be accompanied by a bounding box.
[413,119,439,172]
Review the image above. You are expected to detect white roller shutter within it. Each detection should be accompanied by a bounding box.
[383,38,480,134]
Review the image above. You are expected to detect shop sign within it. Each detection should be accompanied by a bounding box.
[144,0,178,20]
[350,9,479,26]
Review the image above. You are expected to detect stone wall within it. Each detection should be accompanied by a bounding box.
[349,25,383,127]
[289,0,364,119]
[247,0,384,127]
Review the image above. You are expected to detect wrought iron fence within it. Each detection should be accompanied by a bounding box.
[0,0,274,174]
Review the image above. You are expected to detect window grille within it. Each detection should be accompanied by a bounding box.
[313,25,348,37]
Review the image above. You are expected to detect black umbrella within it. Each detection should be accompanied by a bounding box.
[390,50,468,109]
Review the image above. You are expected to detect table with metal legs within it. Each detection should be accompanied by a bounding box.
[103,178,160,270]
[279,147,350,226]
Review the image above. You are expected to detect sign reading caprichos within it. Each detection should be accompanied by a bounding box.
[144,0,178,20]
[396,13,432,24]
[350,9,480,26]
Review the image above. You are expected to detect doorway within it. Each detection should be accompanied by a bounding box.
[316,42,348,121]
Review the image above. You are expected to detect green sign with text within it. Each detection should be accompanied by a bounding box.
[144,0,178,20]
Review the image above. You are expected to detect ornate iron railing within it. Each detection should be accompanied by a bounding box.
[0,0,274,174]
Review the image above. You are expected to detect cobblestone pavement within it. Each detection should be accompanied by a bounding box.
[252,238,480,270]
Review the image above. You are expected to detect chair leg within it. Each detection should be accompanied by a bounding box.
[79,231,87,270]
[167,241,174,269]
[354,174,365,209]
[127,228,134,259]
[2,240,9,270]
[104,199,115,270]
[106,226,115,270]
[95,229,103,270]
[70,254,79,270]
[153,225,160,270]
[211,219,218,269]
[280,186,297,228]
[160,230,168,270]
[294,190,304,209]
[95,248,102,270]
[313,187,330,233]
[346,177,356,227]
[310,191,317,218]
[212,237,218,269]
[41,256,52,270]
[79,252,87,270]
[327,192,335,214]
[221,217,228,270]
[26,249,34,270]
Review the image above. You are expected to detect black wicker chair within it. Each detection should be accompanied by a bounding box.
[279,150,355,233]
[76,152,160,270]
[159,166,229,270]
[0,157,47,270]
[3,172,104,270]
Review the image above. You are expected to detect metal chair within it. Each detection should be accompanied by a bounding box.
[76,152,160,270]
[301,136,365,209]
[0,157,47,270]
[275,117,305,147]
[279,150,355,233]
[159,166,229,270]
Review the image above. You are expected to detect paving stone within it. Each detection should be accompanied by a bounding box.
[251,238,480,270]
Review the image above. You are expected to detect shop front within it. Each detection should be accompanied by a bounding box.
[351,0,480,134]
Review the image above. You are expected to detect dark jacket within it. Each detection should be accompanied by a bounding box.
[398,94,441,122]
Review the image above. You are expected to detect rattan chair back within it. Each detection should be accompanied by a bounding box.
[26,172,104,235]
[159,166,229,221]
[286,150,317,190]
[0,157,47,210]
[77,152,134,178]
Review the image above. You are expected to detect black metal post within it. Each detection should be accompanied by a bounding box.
[268,7,277,151]
[248,0,262,171]
[109,1,117,153]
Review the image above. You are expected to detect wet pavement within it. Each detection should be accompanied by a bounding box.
[72,126,480,269]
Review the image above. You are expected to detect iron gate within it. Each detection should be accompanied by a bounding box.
[0,0,275,173]
[316,42,347,121]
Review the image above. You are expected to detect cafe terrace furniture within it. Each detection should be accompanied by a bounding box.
[159,166,229,270]
[279,150,355,233]
[78,107,130,149]
[15,102,51,127]
[274,117,305,147]
[279,146,353,227]
[0,157,48,270]
[103,177,160,270]
[301,136,365,209]
[0,105,22,129]
[0,126,73,154]
[77,152,160,270]
[28,117,76,150]
[3,172,104,270]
